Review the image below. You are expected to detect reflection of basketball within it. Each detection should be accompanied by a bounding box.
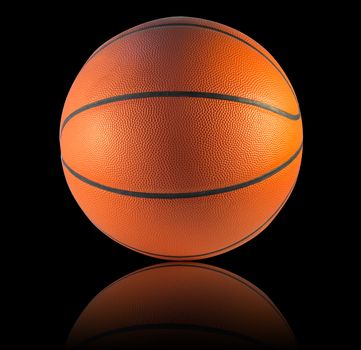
[67,263,297,349]
[60,16,303,260]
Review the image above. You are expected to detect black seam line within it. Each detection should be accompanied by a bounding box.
[60,91,300,134]
[70,323,273,349]
[62,142,302,200]
[86,22,296,97]
[95,181,295,259]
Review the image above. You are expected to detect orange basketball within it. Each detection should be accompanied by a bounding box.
[60,17,303,260]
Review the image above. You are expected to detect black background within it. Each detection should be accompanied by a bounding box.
[33,5,336,349]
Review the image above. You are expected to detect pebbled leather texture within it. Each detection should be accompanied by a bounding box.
[60,16,303,260]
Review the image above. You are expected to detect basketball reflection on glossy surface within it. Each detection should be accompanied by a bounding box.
[67,263,296,349]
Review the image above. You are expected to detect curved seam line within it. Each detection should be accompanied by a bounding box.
[85,22,296,97]
[94,181,295,258]
[60,91,300,134]
[61,142,302,199]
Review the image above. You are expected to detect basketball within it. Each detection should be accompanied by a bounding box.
[67,263,296,349]
[60,16,303,260]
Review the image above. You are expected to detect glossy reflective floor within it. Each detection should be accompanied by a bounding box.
[66,263,296,349]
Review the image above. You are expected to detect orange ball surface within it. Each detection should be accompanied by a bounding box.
[60,17,303,260]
